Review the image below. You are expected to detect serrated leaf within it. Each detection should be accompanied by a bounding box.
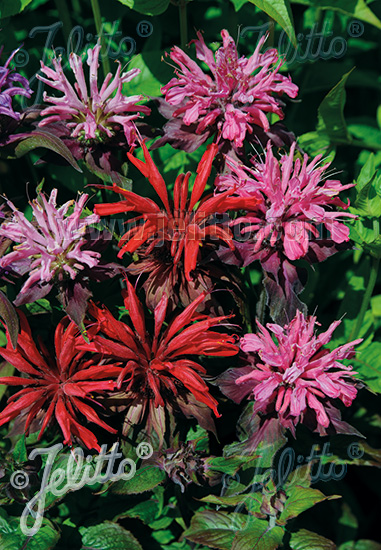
[0,290,19,349]
[183,511,248,550]
[248,0,296,46]
[231,524,284,550]
[279,485,339,522]
[110,465,165,495]
[115,0,169,16]
[0,0,33,18]
[317,69,354,142]
[290,0,381,29]
[0,510,59,550]
[80,522,142,550]
[290,529,336,550]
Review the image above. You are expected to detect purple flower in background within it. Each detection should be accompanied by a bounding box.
[153,30,298,155]
[0,190,120,326]
[218,310,362,436]
[0,46,32,121]
[37,42,150,145]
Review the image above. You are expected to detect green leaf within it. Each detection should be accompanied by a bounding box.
[124,51,173,97]
[356,153,377,192]
[339,541,381,550]
[231,0,248,10]
[317,69,354,143]
[231,524,284,550]
[110,465,165,495]
[80,522,142,550]
[183,511,248,550]
[291,0,381,30]
[280,485,339,522]
[297,131,335,161]
[0,510,59,550]
[0,290,19,349]
[25,299,52,315]
[115,0,169,16]
[248,0,296,46]
[0,0,32,18]
[12,435,28,463]
[353,342,381,393]
[290,529,336,550]
[14,132,82,172]
[0,362,15,400]
[115,500,159,524]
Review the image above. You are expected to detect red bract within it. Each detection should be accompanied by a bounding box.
[94,141,257,310]
[95,142,258,281]
[0,312,121,450]
[82,280,239,444]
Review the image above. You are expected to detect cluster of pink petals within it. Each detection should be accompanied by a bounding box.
[232,311,361,434]
[37,43,150,143]
[0,190,100,301]
[161,30,298,148]
[217,141,356,264]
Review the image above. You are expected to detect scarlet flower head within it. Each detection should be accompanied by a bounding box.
[82,280,239,444]
[0,312,121,450]
[37,42,150,145]
[218,310,361,436]
[155,30,298,153]
[95,141,258,287]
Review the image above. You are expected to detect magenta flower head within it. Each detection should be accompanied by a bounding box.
[0,46,32,122]
[216,142,356,322]
[218,310,362,436]
[154,30,298,154]
[37,42,150,145]
[0,189,120,327]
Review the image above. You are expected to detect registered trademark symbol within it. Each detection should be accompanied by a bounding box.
[347,442,364,460]
[137,20,153,38]
[136,441,153,459]
[347,20,364,38]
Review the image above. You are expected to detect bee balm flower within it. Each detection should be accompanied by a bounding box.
[154,30,298,153]
[218,310,361,436]
[37,42,150,145]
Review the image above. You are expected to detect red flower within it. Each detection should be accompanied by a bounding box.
[81,280,239,444]
[0,312,120,450]
[94,141,257,309]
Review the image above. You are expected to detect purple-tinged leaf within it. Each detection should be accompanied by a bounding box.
[0,289,19,349]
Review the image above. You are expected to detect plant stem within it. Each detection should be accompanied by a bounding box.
[179,0,188,49]
[350,255,380,341]
[54,0,73,44]
[90,0,111,78]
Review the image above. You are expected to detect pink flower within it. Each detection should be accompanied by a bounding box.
[157,30,298,152]
[219,142,355,260]
[216,142,356,322]
[37,42,150,145]
[0,190,101,304]
[219,311,361,436]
